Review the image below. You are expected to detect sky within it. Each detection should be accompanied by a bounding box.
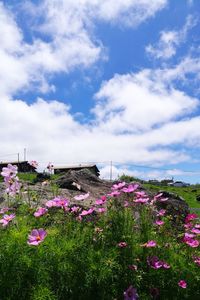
[0,0,200,182]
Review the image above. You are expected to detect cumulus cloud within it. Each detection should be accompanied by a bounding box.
[146,15,198,59]
[1,0,200,179]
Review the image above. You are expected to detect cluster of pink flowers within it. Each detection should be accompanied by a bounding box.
[118,241,128,248]
[1,164,21,196]
[183,214,200,248]
[34,207,48,218]
[0,214,15,227]
[147,256,170,269]
[45,197,69,210]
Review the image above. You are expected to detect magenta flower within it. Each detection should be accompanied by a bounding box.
[185,213,198,223]
[124,286,139,300]
[134,197,149,203]
[28,161,38,168]
[108,190,121,197]
[191,228,200,234]
[0,207,9,214]
[0,214,15,227]
[156,209,166,217]
[80,207,94,216]
[128,265,138,271]
[1,164,18,178]
[95,196,107,205]
[5,178,21,196]
[74,192,90,200]
[193,256,200,267]
[135,191,147,197]
[155,220,164,226]
[27,229,47,246]
[178,280,187,289]
[45,199,57,208]
[54,198,69,208]
[118,242,128,248]
[144,240,157,248]
[185,238,199,248]
[195,224,200,229]
[147,256,170,270]
[34,207,48,218]
[70,206,80,213]
[112,182,126,190]
[122,184,139,193]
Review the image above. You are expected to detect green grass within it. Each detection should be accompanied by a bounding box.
[143,183,200,210]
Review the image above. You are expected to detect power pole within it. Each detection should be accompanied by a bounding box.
[110,161,113,181]
[24,148,26,161]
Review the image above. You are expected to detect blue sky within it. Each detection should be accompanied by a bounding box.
[0,0,200,182]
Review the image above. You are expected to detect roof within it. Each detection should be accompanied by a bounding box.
[53,164,99,170]
[0,160,30,165]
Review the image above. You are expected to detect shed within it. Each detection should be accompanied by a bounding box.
[0,161,37,173]
[53,164,100,177]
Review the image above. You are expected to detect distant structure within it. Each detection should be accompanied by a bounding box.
[0,161,37,173]
[53,164,100,177]
[168,181,190,187]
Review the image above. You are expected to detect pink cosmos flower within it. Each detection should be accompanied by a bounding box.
[195,224,200,229]
[155,220,164,226]
[80,207,94,216]
[34,207,48,217]
[193,256,200,266]
[0,214,15,227]
[70,206,80,213]
[118,242,127,248]
[185,213,198,223]
[112,182,126,190]
[134,197,149,203]
[28,161,38,168]
[191,228,200,234]
[74,192,90,200]
[162,262,171,269]
[45,200,57,208]
[135,191,147,197]
[1,164,18,178]
[95,196,106,205]
[144,240,157,248]
[128,265,138,271]
[124,286,139,300]
[27,228,47,246]
[0,207,9,214]
[122,184,139,193]
[185,238,199,248]
[178,280,187,289]
[108,190,121,197]
[54,198,69,208]
[147,256,170,270]
[184,232,195,239]
[156,209,166,217]
[5,178,21,196]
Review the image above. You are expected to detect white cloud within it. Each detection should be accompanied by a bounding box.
[146,15,198,59]
[1,0,200,180]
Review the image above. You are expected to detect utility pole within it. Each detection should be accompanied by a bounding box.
[17,153,20,163]
[110,161,113,181]
[24,148,26,161]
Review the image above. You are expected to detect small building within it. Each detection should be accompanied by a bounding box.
[53,164,100,177]
[169,181,190,187]
[0,161,37,173]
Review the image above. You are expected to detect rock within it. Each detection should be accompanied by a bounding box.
[55,169,112,195]
[196,195,200,202]
[33,173,51,183]
[154,190,189,227]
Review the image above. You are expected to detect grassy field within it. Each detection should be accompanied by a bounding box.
[143,183,200,212]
